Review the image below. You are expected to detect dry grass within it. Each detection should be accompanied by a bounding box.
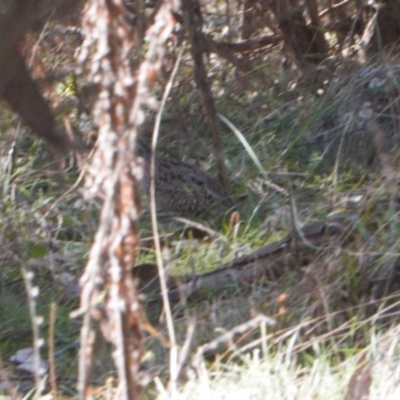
[148,305,400,399]
[1,18,400,397]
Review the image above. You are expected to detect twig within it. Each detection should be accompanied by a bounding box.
[182,0,230,190]
[150,44,185,398]
[193,314,275,365]
[48,303,58,399]
[22,269,46,399]
[173,217,220,238]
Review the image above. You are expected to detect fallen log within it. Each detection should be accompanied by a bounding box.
[133,213,358,304]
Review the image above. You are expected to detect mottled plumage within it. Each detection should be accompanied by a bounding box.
[137,139,234,216]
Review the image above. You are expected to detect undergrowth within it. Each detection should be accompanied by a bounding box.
[1,41,400,398]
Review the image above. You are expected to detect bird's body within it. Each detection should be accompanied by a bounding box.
[137,139,234,217]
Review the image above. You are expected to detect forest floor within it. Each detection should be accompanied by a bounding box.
[1,32,400,399]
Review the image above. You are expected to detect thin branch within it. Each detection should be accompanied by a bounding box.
[150,44,185,398]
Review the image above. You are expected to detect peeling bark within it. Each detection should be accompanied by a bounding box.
[76,1,179,398]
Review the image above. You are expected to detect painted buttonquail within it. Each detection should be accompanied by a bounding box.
[137,139,235,217]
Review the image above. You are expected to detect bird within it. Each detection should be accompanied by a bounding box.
[137,139,235,217]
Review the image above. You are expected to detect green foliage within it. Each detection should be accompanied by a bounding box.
[27,243,49,259]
